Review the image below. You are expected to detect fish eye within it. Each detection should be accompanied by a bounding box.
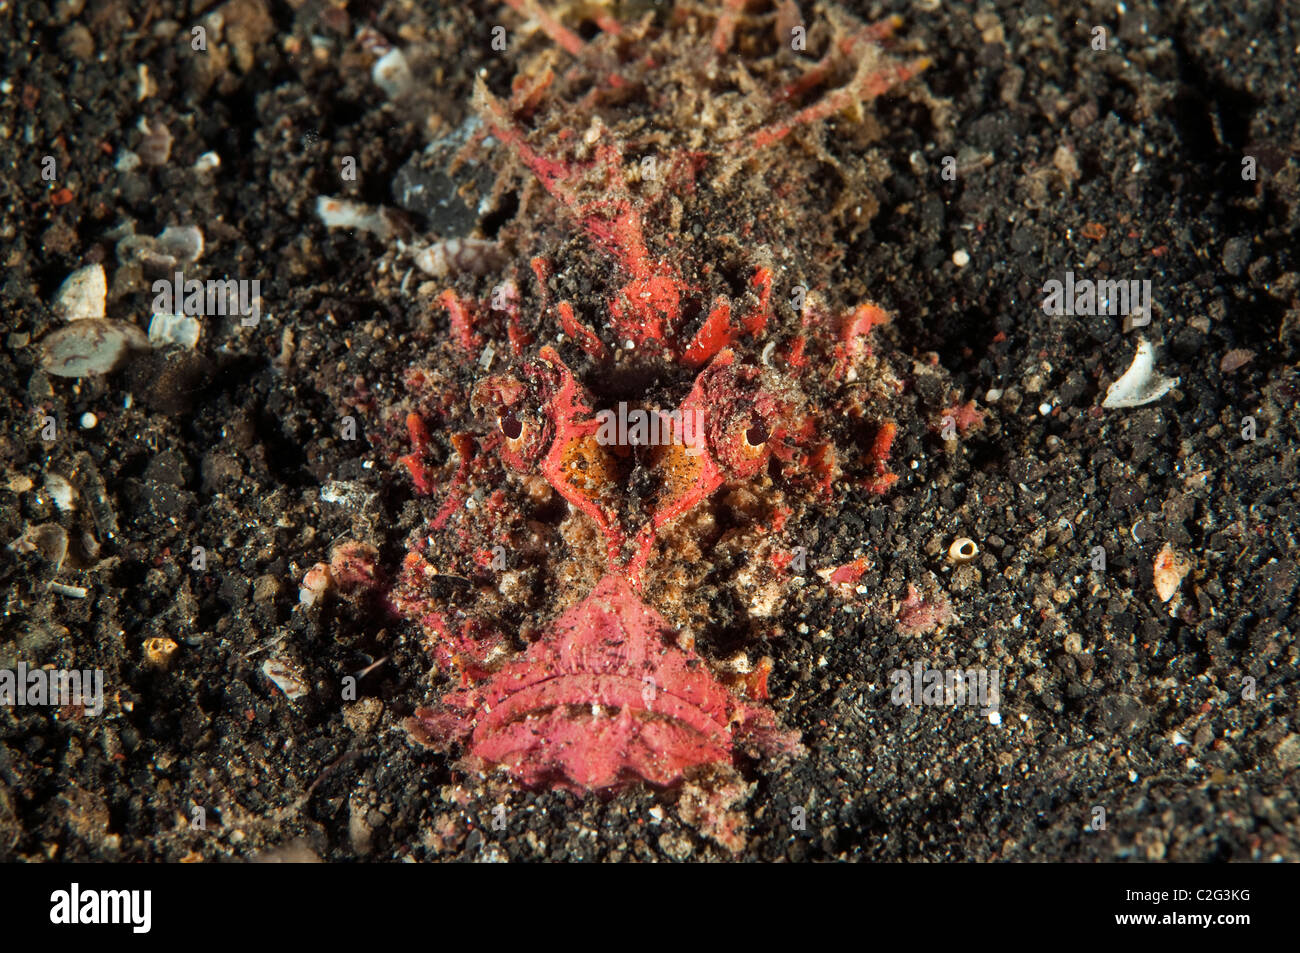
[745,420,768,447]
[499,412,524,441]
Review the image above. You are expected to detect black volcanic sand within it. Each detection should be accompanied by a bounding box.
[1,1,1296,862]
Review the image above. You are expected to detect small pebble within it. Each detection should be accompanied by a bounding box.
[951,249,970,267]
[193,151,221,173]
[253,574,282,604]
[1219,348,1255,373]
[156,225,204,263]
[79,412,97,429]
[148,312,202,349]
[59,23,94,58]
[143,637,179,669]
[1222,236,1251,276]
[137,117,173,166]
[42,319,150,378]
[52,264,107,321]
[10,523,68,565]
[371,48,414,98]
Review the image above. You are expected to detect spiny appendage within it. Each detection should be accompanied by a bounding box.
[468,1,924,358]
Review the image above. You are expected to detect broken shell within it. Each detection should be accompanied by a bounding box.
[148,312,202,349]
[1153,542,1191,602]
[947,537,979,563]
[49,582,88,598]
[52,264,107,320]
[1219,348,1255,374]
[115,234,157,266]
[262,657,309,701]
[316,196,393,239]
[193,151,221,173]
[299,562,334,605]
[412,239,504,278]
[371,47,414,98]
[117,224,204,270]
[137,117,173,165]
[9,523,69,567]
[41,319,150,377]
[143,636,180,669]
[156,225,205,263]
[79,531,101,562]
[44,473,77,512]
[1102,338,1179,409]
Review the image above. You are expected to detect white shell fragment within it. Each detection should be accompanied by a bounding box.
[41,319,150,377]
[412,238,503,278]
[262,657,309,701]
[1102,339,1179,409]
[193,151,221,173]
[371,48,414,99]
[148,312,202,349]
[948,537,979,564]
[44,473,77,512]
[320,481,374,509]
[137,116,173,166]
[156,225,205,263]
[117,224,204,269]
[53,264,107,320]
[315,196,393,239]
[1153,542,1191,603]
[49,581,89,599]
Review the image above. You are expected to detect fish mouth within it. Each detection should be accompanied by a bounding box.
[476,672,732,741]
[416,573,792,789]
[469,673,735,789]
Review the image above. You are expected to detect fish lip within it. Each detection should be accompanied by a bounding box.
[476,671,731,742]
